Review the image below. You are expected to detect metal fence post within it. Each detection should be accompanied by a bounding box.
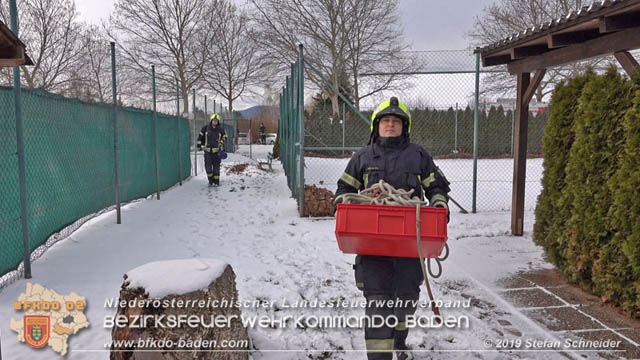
[279,92,285,176]
[290,71,295,194]
[297,44,305,217]
[233,110,238,152]
[283,80,289,188]
[11,0,31,279]
[152,65,160,200]
[473,50,480,214]
[283,82,287,186]
[110,42,122,224]
[342,102,345,155]
[279,93,283,159]
[193,88,197,176]
[291,63,297,197]
[287,73,294,194]
[175,78,182,185]
[249,118,253,159]
[454,102,458,152]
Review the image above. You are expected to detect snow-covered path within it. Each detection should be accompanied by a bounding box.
[0,146,600,359]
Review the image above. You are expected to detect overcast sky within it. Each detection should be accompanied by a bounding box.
[74,0,497,51]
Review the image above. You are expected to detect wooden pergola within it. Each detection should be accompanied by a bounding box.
[0,20,32,67]
[477,0,640,236]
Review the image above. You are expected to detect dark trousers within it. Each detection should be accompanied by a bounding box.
[204,152,221,184]
[354,255,423,359]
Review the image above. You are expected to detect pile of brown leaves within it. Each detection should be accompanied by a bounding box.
[302,185,334,217]
[226,163,249,174]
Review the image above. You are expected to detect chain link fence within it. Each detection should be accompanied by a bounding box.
[278,50,305,214]
[279,49,549,215]
[0,84,193,286]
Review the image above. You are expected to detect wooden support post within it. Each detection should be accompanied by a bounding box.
[512,72,530,236]
[614,51,640,77]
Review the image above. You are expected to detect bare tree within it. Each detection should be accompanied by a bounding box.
[249,1,347,116]
[343,0,416,110]
[61,25,112,103]
[0,0,84,91]
[202,1,264,113]
[79,25,112,103]
[251,0,411,115]
[109,0,218,112]
[468,0,594,102]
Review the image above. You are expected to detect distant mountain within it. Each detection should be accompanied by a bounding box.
[238,105,277,119]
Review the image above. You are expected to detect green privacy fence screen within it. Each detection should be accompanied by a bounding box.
[278,45,305,216]
[0,86,191,278]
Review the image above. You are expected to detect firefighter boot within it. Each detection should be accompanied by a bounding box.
[394,332,412,360]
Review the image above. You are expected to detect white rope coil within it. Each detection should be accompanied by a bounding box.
[338,180,428,207]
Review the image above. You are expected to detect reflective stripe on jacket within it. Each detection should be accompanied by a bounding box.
[198,124,227,152]
[335,136,450,205]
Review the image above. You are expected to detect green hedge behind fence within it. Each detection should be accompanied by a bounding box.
[304,104,548,157]
[0,87,191,278]
[534,67,640,317]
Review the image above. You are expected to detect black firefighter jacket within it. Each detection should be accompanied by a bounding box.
[335,136,450,205]
[197,124,227,153]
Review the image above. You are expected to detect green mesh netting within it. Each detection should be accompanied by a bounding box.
[0,87,191,277]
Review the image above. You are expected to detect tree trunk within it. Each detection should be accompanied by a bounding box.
[330,63,340,118]
[23,68,35,88]
[536,86,543,103]
[353,68,360,111]
[182,86,189,114]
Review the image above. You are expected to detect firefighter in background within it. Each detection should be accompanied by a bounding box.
[259,123,267,144]
[197,113,227,186]
[334,97,450,360]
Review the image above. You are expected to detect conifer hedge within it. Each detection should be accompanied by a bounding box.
[598,74,640,315]
[534,70,594,269]
[304,103,548,157]
[535,67,640,316]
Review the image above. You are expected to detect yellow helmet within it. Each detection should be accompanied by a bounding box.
[370,97,412,133]
[210,113,221,122]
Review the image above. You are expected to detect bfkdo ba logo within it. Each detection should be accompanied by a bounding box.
[10,283,89,356]
[24,315,50,348]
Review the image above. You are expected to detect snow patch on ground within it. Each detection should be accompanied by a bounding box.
[0,145,566,360]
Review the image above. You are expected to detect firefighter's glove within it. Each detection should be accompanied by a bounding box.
[332,194,347,217]
[197,146,202,152]
[432,200,450,223]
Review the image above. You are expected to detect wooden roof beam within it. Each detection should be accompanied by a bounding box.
[0,58,25,67]
[510,44,550,60]
[599,11,640,33]
[615,51,640,77]
[547,29,601,48]
[508,26,640,74]
[0,44,17,58]
[482,54,511,67]
[0,42,28,67]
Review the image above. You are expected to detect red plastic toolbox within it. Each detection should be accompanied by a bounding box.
[335,203,448,258]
